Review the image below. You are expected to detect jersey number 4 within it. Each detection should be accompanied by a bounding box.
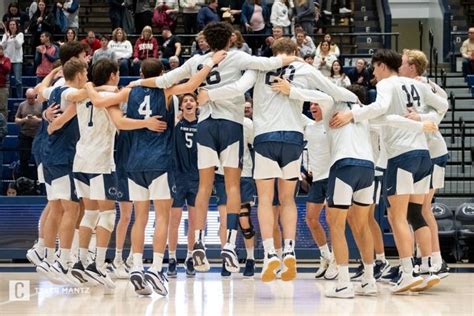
[138,95,152,118]
[401,84,421,107]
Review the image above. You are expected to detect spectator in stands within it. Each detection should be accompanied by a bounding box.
[15,88,41,178]
[294,0,314,35]
[169,55,180,70]
[153,0,179,32]
[260,25,284,57]
[133,0,154,34]
[6,183,17,196]
[1,2,30,32]
[180,0,204,34]
[230,30,252,54]
[34,32,59,83]
[461,27,474,79]
[160,26,182,65]
[0,45,11,119]
[313,2,323,35]
[132,26,158,75]
[346,58,370,86]
[295,31,315,58]
[81,31,101,57]
[92,35,116,65]
[191,32,210,55]
[320,0,351,15]
[329,59,350,87]
[29,1,38,19]
[108,27,133,76]
[0,113,7,194]
[58,28,77,46]
[303,53,314,65]
[291,24,315,50]
[197,0,220,31]
[109,0,125,30]
[1,20,24,99]
[28,0,55,48]
[316,33,340,57]
[314,40,336,76]
[270,0,292,34]
[241,0,269,54]
[62,0,80,32]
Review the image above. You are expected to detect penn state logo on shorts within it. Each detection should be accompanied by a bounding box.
[108,186,121,199]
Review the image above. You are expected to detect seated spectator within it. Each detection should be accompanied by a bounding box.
[153,0,179,32]
[316,33,340,57]
[2,2,30,32]
[241,0,269,54]
[28,0,55,48]
[108,27,133,76]
[295,31,315,58]
[6,183,17,196]
[314,40,336,76]
[62,0,80,32]
[180,0,204,34]
[34,32,59,83]
[132,26,158,76]
[169,56,180,70]
[81,31,101,57]
[160,26,181,67]
[230,30,252,54]
[92,35,116,65]
[303,53,314,65]
[270,0,292,35]
[294,0,314,35]
[329,59,350,87]
[58,28,77,46]
[461,27,474,79]
[191,32,210,56]
[0,45,11,119]
[347,58,370,86]
[261,25,284,57]
[1,20,24,98]
[291,24,315,50]
[197,0,220,31]
[320,0,352,16]
[15,88,42,178]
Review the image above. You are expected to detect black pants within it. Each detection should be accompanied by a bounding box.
[18,133,34,178]
[183,13,198,34]
[135,10,153,34]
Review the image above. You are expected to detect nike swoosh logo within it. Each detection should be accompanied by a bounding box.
[361,283,369,288]
[335,287,348,293]
[387,187,393,191]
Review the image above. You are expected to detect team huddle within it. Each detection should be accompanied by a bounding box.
[25,22,450,299]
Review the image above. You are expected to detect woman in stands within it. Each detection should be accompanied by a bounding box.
[241,0,269,54]
[316,33,340,57]
[329,59,350,87]
[108,27,133,76]
[132,26,158,76]
[29,0,55,48]
[314,40,337,77]
[270,0,292,35]
[58,28,77,46]
[229,30,252,55]
[1,20,24,98]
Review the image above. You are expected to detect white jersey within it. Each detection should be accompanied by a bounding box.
[303,115,330,181]
[351,75,449,159]
[207,62,358,137]
[242,117,254,177]
[370,125,388,174]
[73,91,117,173]
[153,50,284,124]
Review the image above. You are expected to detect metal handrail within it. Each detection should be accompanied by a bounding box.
[450,92,455,144]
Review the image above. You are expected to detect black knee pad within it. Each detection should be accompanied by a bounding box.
[239,203,255,239]
[407,202,427,231]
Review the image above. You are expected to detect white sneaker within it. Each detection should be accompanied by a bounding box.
[109,261,129,279]
[192,241,210,272]
[325,283,354,298]
[391,272,423,293]
[324,257,338,280]
[129,267,152,296]
[85,262,116,290]
[51,260,81,286]
[410,273,441,292]
[339,7,352,14]
[221,243,240,273]
[281,251,297,282]
[315,256,329,278]
[71,261,93,286]
[27,248,44,266]
[355,278,378,296]
[261,253,281,283]
[37,261,64,284]
[145,268,168,296]
[323,10,332,15]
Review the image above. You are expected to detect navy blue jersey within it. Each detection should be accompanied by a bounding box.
[31,101,49,165]
[114,131,131,171]
[42,86,80,167]
[126,86,174,172]
[173,118,198,180]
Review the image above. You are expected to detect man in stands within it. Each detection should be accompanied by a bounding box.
[347,59,370,87]
[35,32,59,83]
[81,31,101,57]
[461,27,474,79]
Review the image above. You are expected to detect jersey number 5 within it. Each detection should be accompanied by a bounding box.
[401,84,421,107]
[138,95,152,118]
[185,132,193,148]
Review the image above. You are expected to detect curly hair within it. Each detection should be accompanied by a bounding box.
[203,22,233,51]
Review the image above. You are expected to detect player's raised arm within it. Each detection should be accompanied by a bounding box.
[35,66,62,102]
[85,82,131,108]
[106,105,168,132]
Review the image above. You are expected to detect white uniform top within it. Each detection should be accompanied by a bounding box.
[351,75,449,159]
[303,115,331,181]
[153,50,284,124]
[242,117,254,178]
[207,62,358,138]
[73,91,117,174]
[369,125,388,174]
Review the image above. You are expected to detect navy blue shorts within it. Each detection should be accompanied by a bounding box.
[115,169,130,202]
[44,164,79,202]
[373,169,385,205]
[214,174,256,206]
[307,178,328,204]
[431,154,449,189]
[127,170,174,201]
[172,177,199,208]
[254,141,304,180]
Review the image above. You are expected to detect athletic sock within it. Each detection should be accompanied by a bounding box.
[71,229,79,255]
[79,248,88,265]
[46,247,56,264]
[96,247,107,267]
[186,250,192,260]
[283,239,295,253]
[169,250,177,260]
[246,247,255,260]
[37,238,45,257]
[194,230,204,245]
[421,256,430,271]
[276,248,283,259]
[114,249,123,264]
[59,248,70,266]
[133,253,144,270]
[376,253,386,262]
[151,252,164,272]
[401,257,413,274]
[338,265,350,284]
[319,244,331,259]
[226,229,238,246]
[263,238,275,255]
[432,251,442,267]
[363,262,374,280]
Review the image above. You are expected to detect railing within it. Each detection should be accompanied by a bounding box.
[434,48,439,84]
[438,0,452,60]
[460,117,466,174]
[429,29,434,77]
[450,92,456,144]
[419,21,424,51]
[441,69,447,90]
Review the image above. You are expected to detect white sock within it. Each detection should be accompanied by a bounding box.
[46,247,56,263]
[195,230,204,244]
[96,247,107,267]
[226,229,238,246]
[375,253,386,262]
[79,248,88,265]
[432,251,442,267]
[263,238,275,255]
[283,239,295,253]
[37,238,45,257]
[246,247,255,260]
[114,249,123,264]
[59,248,70,265]
[37,238,45,249]
[415,244,422,258]
[421,256,430,270]
[363,262,374,280]
[133,253,143,270]
[186,250,192,260]
[275,247,282,259]
[152,252,164,272]
[401,257,413,274]
[319,244,331,259]
[169,250,176,260]
[338,265,350,283]
[72,229,79,252]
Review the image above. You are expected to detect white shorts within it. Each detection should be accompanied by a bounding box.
[44,165,79,202]
[431,154,449,190]
[127,171,173,201]
[73,172,118,201]
[37,163,45,184]
[253,142,304,180]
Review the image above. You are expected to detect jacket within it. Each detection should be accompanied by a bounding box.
[35,44,59,77]
[197,6,219,30]
[0,55,12,88]
[270,0,291,27]
[294,0,314,23]
[241,0,269,26]
[133,37,159,60]
[1,32,24,63]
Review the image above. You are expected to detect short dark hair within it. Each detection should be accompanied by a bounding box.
[203,22,233,51]
[100,35,109,41]
[60,41,88,65]
[41,31,51,40]
[63,57,87,81]
[179,93,197,108]
[141,58,163,78]
[92,59,119,86]
[371,49,402,72]
[346,84,368,104]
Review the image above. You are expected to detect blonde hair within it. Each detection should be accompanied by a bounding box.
[403,49,428,76]
[141,26,153,38]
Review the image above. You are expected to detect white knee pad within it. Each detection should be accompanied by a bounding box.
[80,210,100,230]
[97,210,116,232]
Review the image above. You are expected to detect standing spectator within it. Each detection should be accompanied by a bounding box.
[108,27,133,76]
[294,30,315,57]
[294,0,314,35]
[313,1,323,35]
[320,0,351,15]
[29,1,38,19]
[241,0,268,54]
[51,1,68,34]
[229,30,252,54]
[191,32,210,55]
[34,32,59,83]
[0,112,6,194]
[461,27,474,79]
[160,26,182,65]
[346,58,370,87]
[316,33,340,57]
[134,0,154,34]
[153,0,179,32]
[81,31,101,57]
[260,25,283,56]
[168,55,180,70]
[329,59,350,87]
[314,40,336,76]
[2,2,30,32]
[109,0,125,30]
[132,26,158,75]
[15,88,42,178]
[270,0,291,34]
[28,0,55,48]
[62,0,80,32]
[0,45,11,119]
[196,0,220,31]
[92,35,116,65]
[180,0,204,34]
[1,20,24,99]
[58,28,77,46]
